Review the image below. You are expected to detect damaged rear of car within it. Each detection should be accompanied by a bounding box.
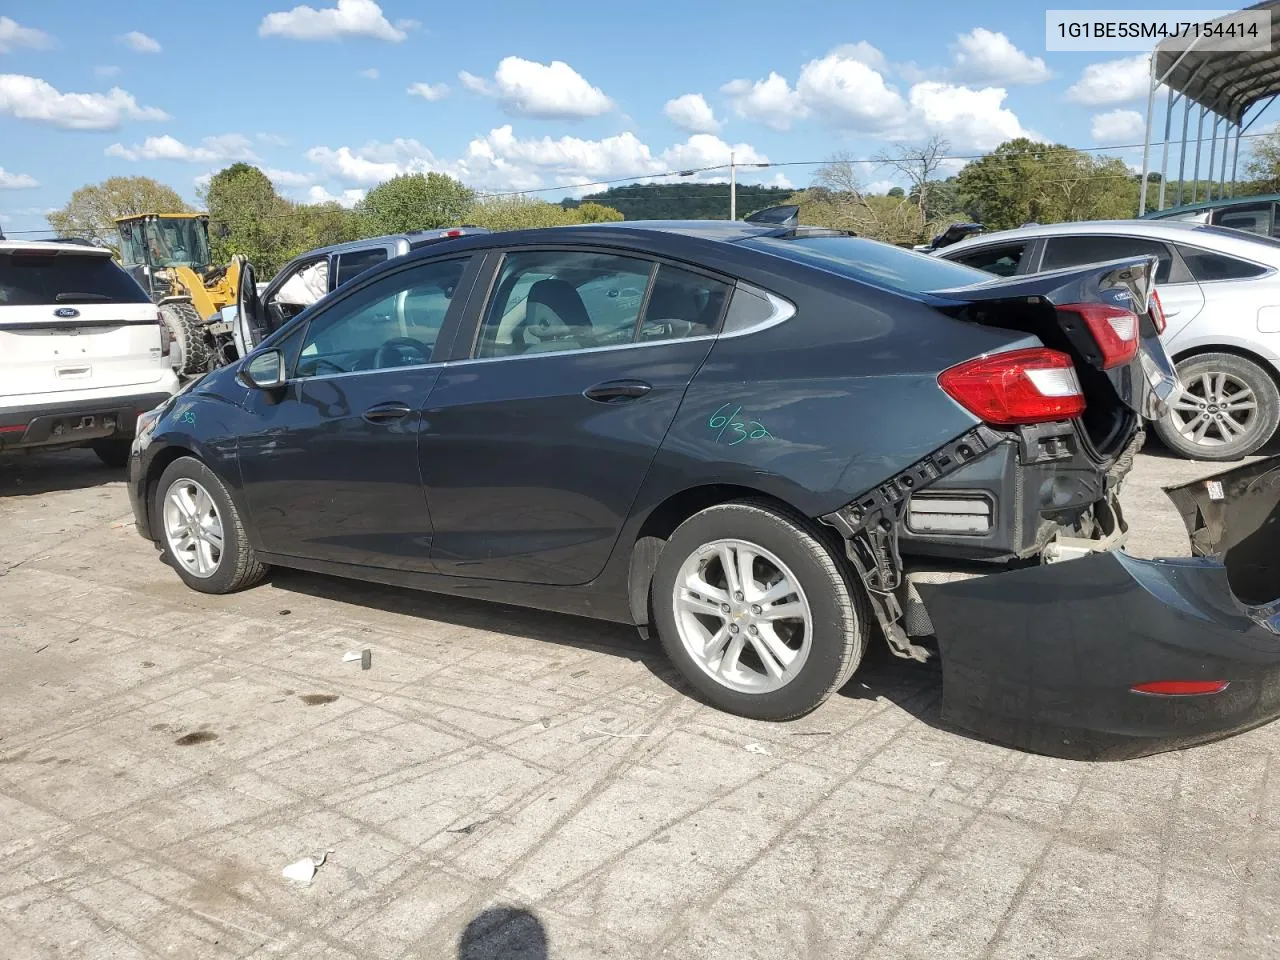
[813,253,1279,759]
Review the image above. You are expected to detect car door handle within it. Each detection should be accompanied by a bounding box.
[583,379,652,403]
[363,402,413,423]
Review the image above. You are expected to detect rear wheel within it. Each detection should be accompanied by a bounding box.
[154,456,268,594]
[1154,353,1280,460]
[159,301,209,377]
[650,500,869,721]
[91,439,131,469]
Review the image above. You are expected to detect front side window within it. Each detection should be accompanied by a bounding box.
[475,251,654,358]
[947,243,1028,277]
[334,247,389,287]
[296,257,470,377]
[1041,235,1174,284]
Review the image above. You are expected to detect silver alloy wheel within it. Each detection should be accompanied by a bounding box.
[1168,370,1259,448]
[672,538,813,694]
[162,477,224,579]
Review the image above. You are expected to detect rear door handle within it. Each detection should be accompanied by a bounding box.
[363,401,413,423]
[583,379,652,403]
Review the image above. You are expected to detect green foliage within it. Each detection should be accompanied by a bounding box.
[48,176,192,247]
[955,138,1138,229]
[564,182,794,220]
[887,186,905,198]
[357,173,475,234]
[464,195,624,230]
[202,163,298,276]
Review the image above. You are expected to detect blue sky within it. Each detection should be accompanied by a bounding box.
[0,0,1250,236]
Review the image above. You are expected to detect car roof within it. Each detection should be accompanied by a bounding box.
[0,239,113,256]
[1143,192,1280,217]
[940,218,1280,260]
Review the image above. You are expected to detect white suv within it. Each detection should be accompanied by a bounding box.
[1,240,180,467]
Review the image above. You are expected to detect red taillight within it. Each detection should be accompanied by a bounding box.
[445,229,463,237]
[1131,680,1229,696]
[155,312,171,356]
[1060,303,1139,369]
[0,424,25,435]
[939,347,1086,426]
[1148,289,1167,333]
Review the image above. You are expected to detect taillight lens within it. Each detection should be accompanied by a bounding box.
[1131,679,1228,696]
[157,313,172,356]
[939,347,1086,425]
[1148,289,1167,333]
[1060,303,1139,369]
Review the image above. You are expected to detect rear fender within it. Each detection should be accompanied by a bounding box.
[918,455,1280,760]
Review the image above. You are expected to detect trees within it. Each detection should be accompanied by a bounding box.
[565,183,794,220]
[463,195,623,230]
[48,176,192,246]
[358,173,475,234]
[875,135,951,235]
[202,163,298,276]
[1244,130,1280,193]
[956,138,1137,229]
[785,154,941,246]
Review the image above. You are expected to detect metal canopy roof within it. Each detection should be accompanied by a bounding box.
[1154,1,1280,124]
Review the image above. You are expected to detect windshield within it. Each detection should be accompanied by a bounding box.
[0,251,151,305]
[116,219,147,267]
[143,217,211,269]
[744,235,994,296]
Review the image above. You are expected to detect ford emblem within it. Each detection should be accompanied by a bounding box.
[54,307,80,319]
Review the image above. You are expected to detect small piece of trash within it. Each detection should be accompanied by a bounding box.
[278,609,291,616]
[342,651,361,663]
[570,669,588,679]
[447,819,489,835]
[791,730,831,737]
[33,644,48,655]
[282,849,332,885]
[743,742,771,755]
[582,725,651,740]
[342,649,372,670]
[929,760,947,767]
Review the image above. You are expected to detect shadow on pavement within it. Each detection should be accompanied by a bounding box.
[458,907,548,960]
[0,449,123,497]
[1141,427,1280,461]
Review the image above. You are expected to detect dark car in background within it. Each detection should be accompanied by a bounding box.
[1143,192,1280,238]
[126,221,1279,759]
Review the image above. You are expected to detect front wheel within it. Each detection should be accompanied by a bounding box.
[154,456,268,594]
[1153,353,1280,461]
[650,500,869,721]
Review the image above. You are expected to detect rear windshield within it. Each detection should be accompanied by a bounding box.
[743,235,993,295]
[1193,224,1280,250]
[0,252,150,306]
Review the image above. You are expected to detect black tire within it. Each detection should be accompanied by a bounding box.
[159,301,209,377]
[154,456,268,594]
[91,439,132,469]
[1153,352,1280,461]
[650,499,869,721]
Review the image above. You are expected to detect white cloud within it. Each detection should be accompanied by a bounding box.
[0,167,38,189]
[105,133,258,163]
[459,56,612,118]
[907,82,1035,151]
[407,81,448,101]
[119,31,161,54]
[256,132,290,146]
[0,16,52,53]
[796,53,906,131]
[864,179,900,195]
[722,72,808,131]
[1067,54,1151,105]
[308,184,365,206]
[0,74,168,130]
[266,167,314,188]
[306,143,406,184]
[829,41,887,73]
[660,134,767,174]
[664,93,720,134]
[1091,108,1145,143]
[360,67,379,79]
[259,0,408,42]
[951,28,1048,85]
[94,65,121,79]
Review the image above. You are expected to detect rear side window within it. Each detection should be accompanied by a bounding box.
[1041,235,1174,284]
[0,252,150,306]
[745,235,992,294]
[947,243,1028,277]
[334,247,389,287]
[1174,245,1269,282]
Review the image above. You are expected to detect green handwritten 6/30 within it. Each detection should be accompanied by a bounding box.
[708,403,771,445]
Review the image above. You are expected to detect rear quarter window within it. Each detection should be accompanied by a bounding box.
[1174,245,1270,282]
[0,252,151,306]
[744,235,992,295]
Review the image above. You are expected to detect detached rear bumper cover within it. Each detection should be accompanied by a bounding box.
[918,456,1280,760]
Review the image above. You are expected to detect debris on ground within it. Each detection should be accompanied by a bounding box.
[282,849,332,885]
[447,819,489,835]
[743,742,771,756]
[342,649,372,670]
[582,725,651,740]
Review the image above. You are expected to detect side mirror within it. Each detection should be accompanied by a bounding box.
[240,349,286,390]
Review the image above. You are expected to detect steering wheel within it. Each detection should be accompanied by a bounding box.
[374,337,431,369]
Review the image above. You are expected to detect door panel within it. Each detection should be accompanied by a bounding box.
[237,256,477,569]
[421,252,729,586]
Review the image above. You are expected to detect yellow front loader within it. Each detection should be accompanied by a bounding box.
[115,213,242,375]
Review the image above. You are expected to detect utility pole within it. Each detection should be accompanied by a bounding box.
[730,151,736,220]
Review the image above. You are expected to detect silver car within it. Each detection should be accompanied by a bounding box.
[937,220,1280,460]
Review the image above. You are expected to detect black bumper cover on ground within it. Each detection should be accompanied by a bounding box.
[919,456,1280,760]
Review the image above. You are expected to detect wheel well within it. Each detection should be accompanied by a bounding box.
[141,446,198,540]
[626,484,828,625]
[1172,344,1280,389]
